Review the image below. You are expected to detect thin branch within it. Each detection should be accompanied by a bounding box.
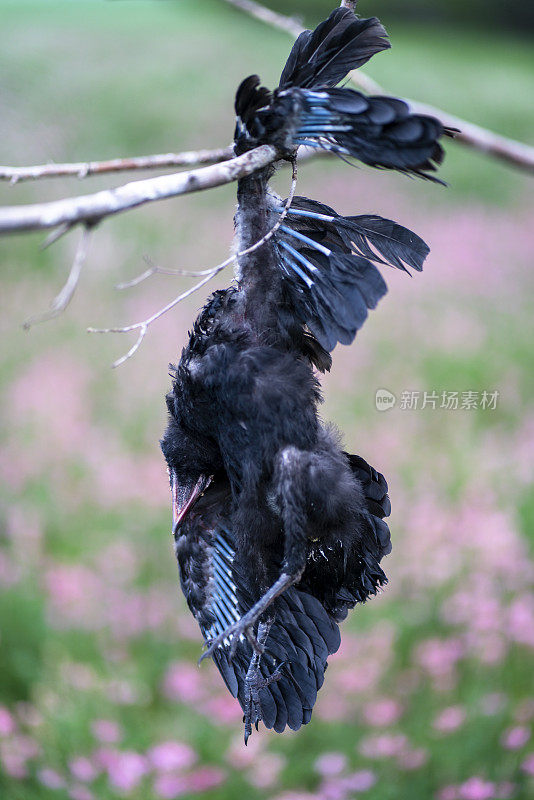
[88,160,298,368]
[41,222,72,250]
[406,99,534,172]
[23,226,92,329]
[0,146,234,184]
[88,270,223,368]
[221,0,534,172]
[115,254,228,290]
[222,0,303,36]
[0,145,278,236]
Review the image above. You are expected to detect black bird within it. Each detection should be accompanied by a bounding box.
[161,3,449,741]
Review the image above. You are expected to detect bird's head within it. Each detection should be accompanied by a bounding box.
[160,417,219,535]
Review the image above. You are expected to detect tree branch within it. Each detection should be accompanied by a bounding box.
[88,159,298,368]
[23,226,92,329]
[115,254,222,290]
[221,0,534,172]
[405,100,534,172]
[0,146,234,184]
[0,145,278,236]
[221,0,303,36]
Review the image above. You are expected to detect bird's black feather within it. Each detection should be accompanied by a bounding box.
[279,7,390,89]
[290,87,451,181]
[270,194,429,351]
[283,196,429,272]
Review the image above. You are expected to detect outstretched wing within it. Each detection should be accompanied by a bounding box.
[235,7,451,176]
[289,87,451,181]
[174,481,341,733]
[273,195,429,351]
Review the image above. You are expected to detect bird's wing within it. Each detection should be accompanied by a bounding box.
[273,196,429,351]
[235,5,452,173]
[301,451,392,621]
[279,7,389,89]
[175,490,340,733]
[288,87,451,181]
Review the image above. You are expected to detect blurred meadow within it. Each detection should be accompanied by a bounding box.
[1,1,533,799]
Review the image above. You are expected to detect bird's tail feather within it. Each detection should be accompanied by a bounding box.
[275,195,429,351]
[279,7,389,90]
[212,584,341,734]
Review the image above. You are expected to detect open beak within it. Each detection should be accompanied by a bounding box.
[170,472,212,536]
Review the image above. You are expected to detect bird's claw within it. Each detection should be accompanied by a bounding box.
[243,661,285,744]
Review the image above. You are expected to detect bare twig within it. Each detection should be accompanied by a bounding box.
[88,271,218,369]
[23,226,92,329]
[116,254,229,290]
[0,145,277,236]
[0,147,234,184]
[89,160,298,368]
[222,0,303,36]
[41,223,72,250]
[221,0,534,172]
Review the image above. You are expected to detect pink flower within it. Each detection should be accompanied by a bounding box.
[415,638,464,678]
[438,787,459,800]
[0,734,40,778]
[343,770,376,791]
[314,752,347,777]
[106,750,148,793]
[458,777,495,800]
[501,726,530,750]
[147,741,197,772]
[315,693,354,722]
[153,773,189,799]
[398,748,428,770]
[522,753,534,776]
[93,747,119,770]
[359,733,408,759]
[508,595,534,648]
[319,778,347,800]
[226,732,264,767]
[69,787,95,800]
[247,753,286,789]
[91,719,122,744]
[37,768,65,789]
[362,698,402,727]
[186,766,225,792]
[200,694,242,724]
[433,706,467,733]
[162,662,204,703]
[1,751,27,779]
[0,707,16,736]
[69,756,99,782]
[494,782,515,799]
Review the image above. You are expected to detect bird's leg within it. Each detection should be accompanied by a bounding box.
[201,447,310,663]
[200,571,302,662]
[243,620,288,744]
[243,618,286,744]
